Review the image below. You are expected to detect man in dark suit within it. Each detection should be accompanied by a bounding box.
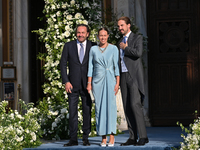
[60,24,96,146]
[117,16,149,146]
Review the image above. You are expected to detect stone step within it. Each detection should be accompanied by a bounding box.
[23,127,183,150]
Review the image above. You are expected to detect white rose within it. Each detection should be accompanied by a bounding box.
[67,113,69,119]
[83,2,89,8]
[10,113,14,119]
[55,25,59,29]
[75,13,82,19]
[51,4,56,10]
[52,122,57,128]
[16,135,23,142]
[25,129,30,133]
[64,31,70,38]
[66,15,73,20]
[70,0,75,6]
[30,132,36,141]
[53,110,59,116]
[65,25,70,30]
[55,117,61,123]
[56,11,61,17]
[82,20,88,25]
[62,4,66,9]
[61,108,67,114]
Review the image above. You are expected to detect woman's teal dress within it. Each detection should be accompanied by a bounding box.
[88,44,120,135]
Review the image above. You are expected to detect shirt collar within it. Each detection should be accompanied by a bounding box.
[124,31,132,39]
[77,40,87,46]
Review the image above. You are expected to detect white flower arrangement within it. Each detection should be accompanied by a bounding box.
[175,113,200,150]
[0,100,42,150]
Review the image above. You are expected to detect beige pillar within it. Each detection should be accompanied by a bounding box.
[13,0,30,105]
[0,0,3,101]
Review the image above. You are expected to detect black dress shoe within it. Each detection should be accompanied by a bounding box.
[120,138,137,146]
[63,140,78,146]
[83,139,90,146]
[136,138,149,146]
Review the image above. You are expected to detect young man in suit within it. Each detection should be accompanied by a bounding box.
[117,16,149,146]
[60,24,96,146]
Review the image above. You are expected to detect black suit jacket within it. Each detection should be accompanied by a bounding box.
[118,32,145,96]
[60,40,96,91]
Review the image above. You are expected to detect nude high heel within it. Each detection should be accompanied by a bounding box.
[100,136,107,147]
[108,139,115,147]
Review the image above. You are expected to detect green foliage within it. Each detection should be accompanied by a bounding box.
[0,100,42,150]
[175,111,200,150]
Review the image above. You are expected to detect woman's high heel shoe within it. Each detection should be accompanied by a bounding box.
[100,137,107,147]
[108,139,115,147]
[100,142,106,147]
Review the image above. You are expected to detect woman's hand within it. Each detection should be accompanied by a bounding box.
[114,76,120,95]
[87,83,92,93]
[114,84,119,95]
[87,77,92,93]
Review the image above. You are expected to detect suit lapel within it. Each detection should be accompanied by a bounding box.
[127,32,135,44]
[118,38,123,48]
[72,40,80,63]
[122,32,135,67]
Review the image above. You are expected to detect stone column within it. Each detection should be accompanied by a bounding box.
[113,0,129,17]
[13,0,29,105]
[0,0,3,101]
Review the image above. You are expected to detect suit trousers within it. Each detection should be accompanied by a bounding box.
[68,85,91,141]
[120,72,147,140]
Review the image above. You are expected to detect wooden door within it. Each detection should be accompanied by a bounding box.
[147,0,200,126]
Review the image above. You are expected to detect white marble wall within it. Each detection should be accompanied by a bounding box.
[13,0,29,106]
[112,0,151,128]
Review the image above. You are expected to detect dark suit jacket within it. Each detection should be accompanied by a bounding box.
[60,40,96,91]
[118,32,145,96]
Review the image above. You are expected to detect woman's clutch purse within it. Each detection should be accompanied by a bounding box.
[89,90,95,103]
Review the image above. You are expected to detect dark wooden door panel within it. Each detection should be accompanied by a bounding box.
[147,0,200,126]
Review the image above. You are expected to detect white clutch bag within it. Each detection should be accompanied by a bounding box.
[89,90,95,103]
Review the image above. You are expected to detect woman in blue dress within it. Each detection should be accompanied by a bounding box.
[87,27,120,147]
